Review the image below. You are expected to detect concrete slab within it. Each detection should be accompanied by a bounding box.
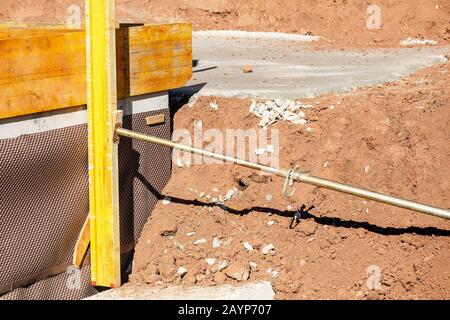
[178,33,450,99]
[86,281,275,300]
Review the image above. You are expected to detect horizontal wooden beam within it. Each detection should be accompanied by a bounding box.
[0,23,192,119]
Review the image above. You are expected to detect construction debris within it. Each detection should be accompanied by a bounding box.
[223,187,239,201]
[225,262,250,281]
[243,241,254,251]
[209,102,218,110]
[400,37,438,46]
[242,64,253,73]
[177,266,188,277]
[217,260,228,271]
[194,238,207,245]
[249,99,309,129]
[212,237,222,248]
[261,243,275,255]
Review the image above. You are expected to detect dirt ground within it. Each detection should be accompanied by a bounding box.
[1,0,450,48]
[3,0,449,300]
[129,60,450,299]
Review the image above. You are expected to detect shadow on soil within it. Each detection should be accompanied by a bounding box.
[136,172,450,238]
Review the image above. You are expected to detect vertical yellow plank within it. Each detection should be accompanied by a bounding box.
[85,0,121,287]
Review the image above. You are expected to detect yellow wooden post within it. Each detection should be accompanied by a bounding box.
[85,0,121,287]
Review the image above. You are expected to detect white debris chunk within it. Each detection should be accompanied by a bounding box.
[249,98,308,128]
[270,270,280,278]
[177,266,188,276]
[223,187,238,201]
[243,241,254,251]
[176,158,184,168]
[210,102,218,110]
[199,192,205,198]
[365,165,370,173]
[267,220,275,226]
[400,37,438,46]
[218,260,228,271]
[212,237,222,248]
[186,232,196,237]
[194,238,207,245]
[287,204,293,210]
[205,258,216,266]
[266,145,274,153]
[261,243,275,255]
[173,240,185,251]
[162,197,171,205]
[249,261,258,269]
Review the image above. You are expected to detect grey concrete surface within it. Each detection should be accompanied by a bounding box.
[179,34,449,99]
[86,281,275,300]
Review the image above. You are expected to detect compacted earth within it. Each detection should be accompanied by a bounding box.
[129,59,450,299]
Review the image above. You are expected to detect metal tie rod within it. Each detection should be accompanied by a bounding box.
[116,128,450,220]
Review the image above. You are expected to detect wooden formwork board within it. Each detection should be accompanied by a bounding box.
[0,22,192,119]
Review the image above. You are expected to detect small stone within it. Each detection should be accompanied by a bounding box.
[196,274,207,282]
[162,197,171,205]
[177,266,188,277]
[212,237,221,248]
[242,64,253,73]
[187,232,196,237]
[287,204,293,210]
[266,145,274,153]
[218,260,228,271]
[270,270,280,278]
[194,238,207,245]
[212,187,219,192]
[210,102,218,110]
[205,258,216,266]
[243,241,254,251]
[173,240,185,251]
[199,192,205,198]
[265,194,273,201]
[224,187,238,201]
[249,261,258,269]
[267,220,275,226]
[157,217,178,236]
[300,220,317,236]
[176,158,183,168]
[365,165,370,173]
[225,262,250,281]
[261,243,275,255]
